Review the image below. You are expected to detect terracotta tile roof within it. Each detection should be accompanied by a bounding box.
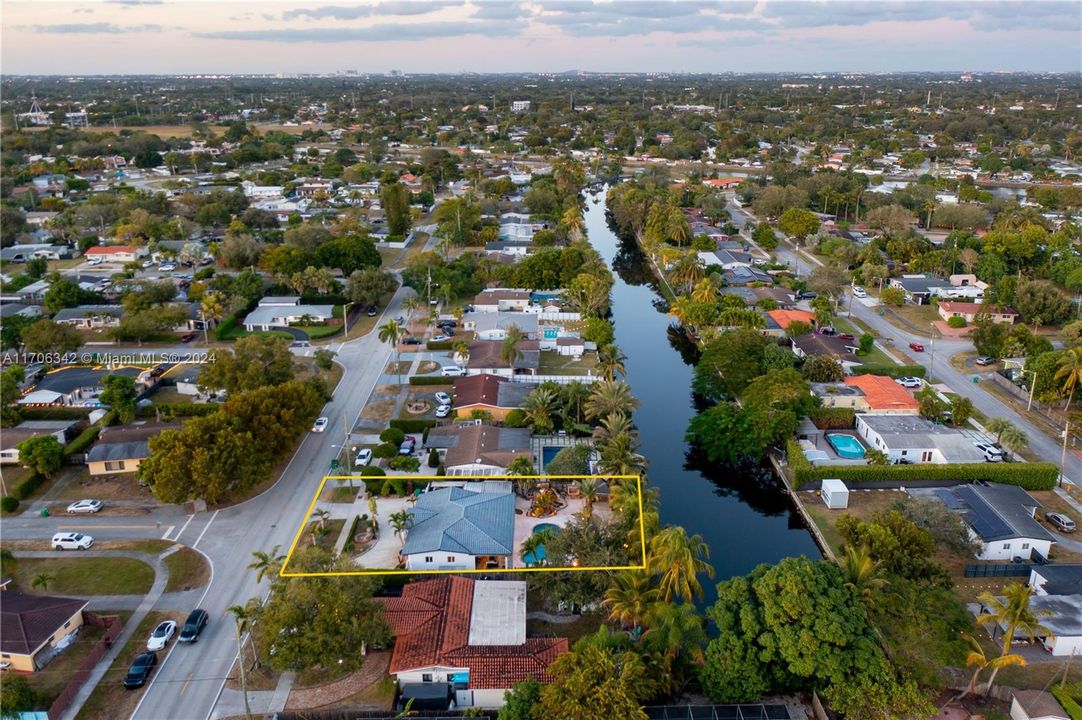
[85,245,138,255]
[378,577,568,689]
[938,301,1017,316]
[767,309,815,329]
[1,590,88,656]
[844,375,919,412]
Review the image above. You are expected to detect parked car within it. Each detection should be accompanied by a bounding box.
[819,327,836,336]
[146,620,177,651]
[1046,512,1077,533]
[895,377,923,389]
[852,286,867,299]
[178,609,208,643]
[798,291,817,300]
[908,342,925,352]
[66,499,102,514]
[435,404,452,418]
[837,333,855,341]
[434,391,452,405]
[975,356,996,366]
[367,305,378,317]
[87,257,103,266]
[311,417,329,432]
[141,259,155,269]
[396,316,406,325]
[398,436,417,455]
[973,442,1004,462]
[440,366,466,377]
[439,326,456,336]
[123,652,158,689]
[179,332,196,344]
[159,262,177,272]
[355,448,372,466]
[402,337,422,346]
[52,532,93,550]
[431,334,451,342]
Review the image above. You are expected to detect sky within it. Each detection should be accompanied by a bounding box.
[2,0,1080,75]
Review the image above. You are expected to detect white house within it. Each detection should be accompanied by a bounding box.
[0,420,78,464]
[463,312,539,341]
[855,414,988,464]
[243,296,335,332]
[472,289,532,313]
[84,245,147,263]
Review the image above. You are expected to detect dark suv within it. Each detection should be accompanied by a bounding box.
[123,651,158,688]
[178,608,209,643]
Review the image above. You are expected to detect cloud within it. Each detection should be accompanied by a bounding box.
[193,19,526,42]
[106,0,164,4]
[760,1,1081,32]
[72,7,95,13]
[283,1,461,20]
[471,2,532,20]
[29,22,162,33]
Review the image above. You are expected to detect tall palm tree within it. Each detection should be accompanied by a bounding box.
[561,206,585,242]
[839,544,889,599]
[576,477,601,519]
[248,545,285,584]
[598,432,647,477]
[228,604,254,720]
[597,344,627,381]
[691,276,720,303]
[649,527,715,603]
[311,508,330,531]
[378,319,404,384]
[31,572,55,592]
[522,386,559,434]
[592,412,636,444]
[668,252,704,294]
[500,324,524,368]
[585,380,638,421]
[451,339,470,366]
[975,583,1054,692]
[985,418,1029,456]
[401,295,420,323]
[642,601,707,697]
[602,571,659,630]
[559,381,591,426]
[608,477,642,516]
[956,633,1026,699]
[390,510,413,545]
[1055,347,1082,409]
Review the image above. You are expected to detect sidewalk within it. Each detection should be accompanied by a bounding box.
[212,671,295,720]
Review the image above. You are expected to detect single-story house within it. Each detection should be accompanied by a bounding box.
[472,289,532,313]
[86,422,178,476]
[425,424,533,475]
[813,375,920,415]
[20,366,143,407]
[452,374,532,421]
[855,414,988,464]
[790,333,860,367]
[752,286,798,308]
[463,312,539,341]
[697,249,755,269]
[1029,565,1082,597]
[920,484,1055,562]
[0,303,43,321]
[0,420,80,464]
[378,576,568,709]
[402,483,516,570]
[767,309,816,332]
[465,340,539,377]
[978,591,1082,660]
[1009,690,1069,720]
[0,243,70,263]
[722,266,774,286]
[13,279,50,305]
[0,590,88,672]
[53,304,125,329]
[484,240,533,257]
[84,245,147,263]
[243,296,335,332]
[889,274,987,305]
[937,301,1017,325]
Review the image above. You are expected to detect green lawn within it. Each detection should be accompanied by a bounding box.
[833,317,896,366]
[13,557,155,596]
[538,351,600,376]
[301,324,343,339]
[163,547,210,593]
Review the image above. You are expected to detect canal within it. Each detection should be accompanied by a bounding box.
[584,189,821,602]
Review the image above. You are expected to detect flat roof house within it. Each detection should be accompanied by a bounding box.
[378,576,568,709]
[86,422,178,476]
[855,414,988,465]
[402,483,516,570]
[425,424,533,475]
[0,590,88,672]
[452,374,532,421]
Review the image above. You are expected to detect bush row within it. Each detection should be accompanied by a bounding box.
[807,407,856,429]
[426,340,452,351]
[1050,684,1082,720]
[389,418,438,433]
[19,407,92,420]
[9,472,45,501]
[64,425,102,455]
[408,376,453,386]
[851,364,927,379]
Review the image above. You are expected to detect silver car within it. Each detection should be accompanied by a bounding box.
[67,499,103,514]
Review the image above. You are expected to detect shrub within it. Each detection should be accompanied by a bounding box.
[408,376,453,386]
[372,442,398,459]
[359,467,386,477]
[380,478,396,496]
[427,340,452,351]
[880,287,905,306]
[1,496,19,513]
[136,403,219,419]
[436,464,446,476]
[389,418,438,432]
[389,456,421,472]
[10,472,44,501]
[64,425,102,455]
[1051,684,1082,719]
[214,315,238,341]
[427,448,440,468]
[505,409,528,428]
[851,364,927,379]
[946,316,967,329]
[808,407,855,429]
[379,427,406,445]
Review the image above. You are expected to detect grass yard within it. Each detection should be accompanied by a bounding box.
[833,317,896,366]
[526,613,605,644]
[76,610,187,720]
[538,350,600,376]
[880,303,943,338]
[163,547,211,593]
[12,557,155,595]
[799,487,913,558]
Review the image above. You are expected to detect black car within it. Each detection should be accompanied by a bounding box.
[123,651,158,689]
[178,609,208,643]
[439,326,456,336]
[367,305,378,317]
[402,337,422,346]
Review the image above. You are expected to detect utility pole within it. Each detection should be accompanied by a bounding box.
[1060,421,1071,489]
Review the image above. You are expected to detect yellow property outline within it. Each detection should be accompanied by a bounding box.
[280,474,647,577]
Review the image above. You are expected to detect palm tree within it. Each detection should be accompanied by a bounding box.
[597,344,627,381]
[451,339,470,366]
[956,633,1026,699]
[519,532,549,567]
[522,386,559,434]
[228,604,254,720]
[31,572,55,592]
[500,324,524,368]
[311,508,330,531]
[975,583,1054,692]
[309,524,329,547]
[389,510,413,545]
[576,477,601,519]
[667,252,704,294]
[560,381,591,426]
[378,319,404,385]
[691,276,720,303]
[248,545,285,584]
[649,527,715,603]
[602,571,659,629]
[401,295,420,323]
[985,418,1029,457]
[608,477,642,516]
[1055,347,1082,409]
[598,432,647,477]
[839,544,889,599]
[561,206,584,242]
[642,601,707,697]
[592,412,636,444]
[585,380,638,421]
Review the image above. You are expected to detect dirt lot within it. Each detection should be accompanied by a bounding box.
[50,468,156,504]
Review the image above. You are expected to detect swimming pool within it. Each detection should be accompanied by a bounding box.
[522,524,562,565]
[541,446,562,469]
[826,433,865,460]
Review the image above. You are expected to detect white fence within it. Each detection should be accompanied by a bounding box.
[510,374,599,385]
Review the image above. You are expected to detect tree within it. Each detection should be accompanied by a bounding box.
[778,207,820,244]
[807,263,850,300]
[970,314,1010,358]
[522,386,559,434]
[500,324,525,368]
[348,267,397,308]
[866,204,916,238]
[434,197,480,245]
[20,319,82,355]
[381,182,412,236]
[974,583,1052,693]
[248,545,286,584]
[43,278,88,313]
[378,320,404,385]
[692,329,768,401]
[220,233,263,269]
[879,286,905,306]
[949,395,974,426]
[801,355,844,382]
[201,336,297,395]
[985,418,1029,456]
[17,435,64,478]
[1014,280,1072,326]
[544,445,591,476]
[649,526,714,602]
[839,544,888,599]
[535,640,650,720]
[1055,347,1082,410]
[31,571,56,592]
[499,678,541,720]
[602,571,659,629]
[389,510,412,545]
[752,221,778,250]
[597,344,627,381]
[643,601,708,697]
[585,380,638,421]
[228,603,255,720]
[957,633,1025,699]
[100,374,138,423]
[0,676,38,718]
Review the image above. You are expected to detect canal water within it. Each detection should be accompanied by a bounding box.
[584,190,820,603]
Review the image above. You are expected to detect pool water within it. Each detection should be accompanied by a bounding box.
[522,524,562,565]
[826,433,865,459]
[540,446,561,469]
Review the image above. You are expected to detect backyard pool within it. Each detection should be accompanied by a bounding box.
[826,433,866,459]
[522,524,562,566]
[540,446,562,469]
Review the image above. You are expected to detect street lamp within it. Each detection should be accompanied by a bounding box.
[928,323,936,383]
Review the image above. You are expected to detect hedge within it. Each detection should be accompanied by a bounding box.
[19,407,92,420]
[214,315,239,341]
[10,472,45,501]
[1051,684,1082,720]
[65,425,102,455]
[1,496,19,513]
[851,364,926,379]
[808,407,855,429]
[389,418,438,433]
[426,340,452,351]
[409,376,454,386]
[358,467,386,477]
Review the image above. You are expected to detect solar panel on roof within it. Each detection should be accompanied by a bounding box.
[957,485,1013,539]
[934,487,966,510]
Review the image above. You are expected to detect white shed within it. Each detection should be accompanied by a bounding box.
[820,478,849,509]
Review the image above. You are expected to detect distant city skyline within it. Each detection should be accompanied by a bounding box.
[2,1,1080,75]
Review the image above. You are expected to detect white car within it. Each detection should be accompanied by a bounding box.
[355,448,372,467]
[440,366,466,377]
[431,335,451,343]
[52,532,93,550]
[158,262,177,272]
[435,404,452,418]
[66,499,103,514]
[146,620,177,651]
[852,286,867,298]
[434,391,452,405]
[141,259,155,269]
[974,442,1004,462]
[86,257,103,266]
[311,417,329,432]
[895,376,923,389]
